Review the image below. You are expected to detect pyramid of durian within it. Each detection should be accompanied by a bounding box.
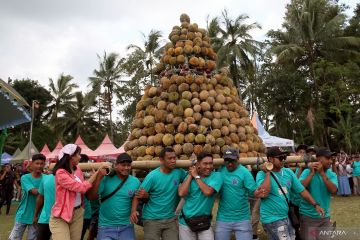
[124,14,266,161]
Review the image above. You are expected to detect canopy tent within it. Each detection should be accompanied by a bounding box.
[11,141,39,163]
[46,141,63,160]
[12,148,21,158]
[1,152,12,165]
[74,136,97,158]
[40,144,51,156]
[0,79,31,130]
[94,134,120,157]
[251,113,294,147]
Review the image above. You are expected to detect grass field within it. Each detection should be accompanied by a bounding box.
[1,196,359,239]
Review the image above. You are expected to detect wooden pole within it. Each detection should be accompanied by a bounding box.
[49,155,316,171]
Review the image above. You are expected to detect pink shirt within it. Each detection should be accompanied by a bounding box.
[51,167,92,222]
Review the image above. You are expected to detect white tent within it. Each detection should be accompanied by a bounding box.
[251,113,294,147]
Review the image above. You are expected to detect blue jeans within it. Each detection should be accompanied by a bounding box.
[97,225,135,240]
[215,220,253,240]
[262,218,295,240]
[9,222,37,240]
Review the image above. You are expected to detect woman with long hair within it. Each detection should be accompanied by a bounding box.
[49,144,105,240]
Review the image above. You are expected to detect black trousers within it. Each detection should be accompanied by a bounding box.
[36,223,52,240]
[0,189,13,215]
[81,218,91,240]
[293,204,302,240]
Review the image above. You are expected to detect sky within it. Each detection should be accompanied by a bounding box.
[0,0,358,91]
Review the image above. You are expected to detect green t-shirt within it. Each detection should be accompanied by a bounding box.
[256,168,304,224]
[98,175,140,227]
[290,168,302,207]
[84,196,92,219]
[90,199,100,217]
[352,161,360,177]
[38,174,55,224]
[299,169,338,218]
[217,165,257,222]
[141,168,186,220]
[179,171,223,226]
[16,173,43,224]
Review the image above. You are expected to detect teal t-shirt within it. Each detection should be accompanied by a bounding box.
[256,168,304,224]
[16,173,43,224]
[98,175,140,227]
[290,168,302,207]
[352,161,360,177]
[141,168,186,220]
[38,174,55,224]
[299,169,338,218]
[217,165,257,222]
[179,171,223,226]
[90,199,100,217]
[84,196,92,219]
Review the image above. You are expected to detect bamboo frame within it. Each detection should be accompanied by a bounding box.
[49,155,316,171]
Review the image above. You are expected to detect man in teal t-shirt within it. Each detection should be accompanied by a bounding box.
[87,153,140,240]
[215,149,261,240]
[9,154,45,240]
[299,147,338,240]
[352,155,360,195]
[33,173,55,240]
[131,147,186,240]
[178,152,223,240]
[256,147,324,240]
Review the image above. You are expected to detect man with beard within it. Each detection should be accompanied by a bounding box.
[131,147,186,240]
[178,152,223,240]
[87,153,140,239]
[256,147,324,240]
[299,148,338,240]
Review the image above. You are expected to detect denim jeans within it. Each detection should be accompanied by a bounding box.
[262,218,295,240]
[215,220,253,240]
[97,225,135,240]
[9,222,37,240]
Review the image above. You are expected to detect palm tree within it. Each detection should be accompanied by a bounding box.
[269,0,360,144]
[89,52,123,140]
[207,10,261,92]
[47,74,78,124]
[127,29,163,85]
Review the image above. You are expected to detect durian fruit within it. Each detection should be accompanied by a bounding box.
[124,14,266,161]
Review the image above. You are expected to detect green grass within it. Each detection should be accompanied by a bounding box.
[1,196,359,239]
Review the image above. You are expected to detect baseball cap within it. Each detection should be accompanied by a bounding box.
[266,147,289,158]
[316,147,336,158]
[116,153,132,163]
[223,148,239,160]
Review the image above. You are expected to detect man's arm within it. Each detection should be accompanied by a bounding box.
[33,194,44,225]
[256,166,271,198]
[178,174,192,197]
[319,171,338,194]
[86,172,105,200]
[301,165,316,187]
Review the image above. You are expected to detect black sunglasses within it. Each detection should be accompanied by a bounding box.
[224,158,237,163]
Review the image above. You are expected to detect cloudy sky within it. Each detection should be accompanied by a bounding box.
[0,0,358,90]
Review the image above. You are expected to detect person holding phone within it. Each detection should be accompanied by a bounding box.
[299,147,338,240]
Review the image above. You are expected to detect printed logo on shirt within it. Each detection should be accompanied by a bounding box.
[232,178,238,185]
[286,181,291,187]
[173,180,178,186]
[128,190,135,197]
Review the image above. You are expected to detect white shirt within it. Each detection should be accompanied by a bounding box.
[74,175,82,207]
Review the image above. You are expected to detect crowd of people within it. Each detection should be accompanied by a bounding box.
[2,143,360,240]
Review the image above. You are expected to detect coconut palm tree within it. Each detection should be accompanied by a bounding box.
[47,74,78,124]
[89,52,123,140]
[127,29,163,85]
[207,10,261,92]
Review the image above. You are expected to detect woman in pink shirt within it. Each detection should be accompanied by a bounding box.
[49,144,105,240]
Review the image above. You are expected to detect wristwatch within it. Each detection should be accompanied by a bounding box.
[195,175,201,179]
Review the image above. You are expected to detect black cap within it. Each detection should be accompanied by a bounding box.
[296,144,308,153]
[116,153,132,163]
[32,154,46,161]
[316,147,336,158]
[267,147,289,158]
[223,148,239,160]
